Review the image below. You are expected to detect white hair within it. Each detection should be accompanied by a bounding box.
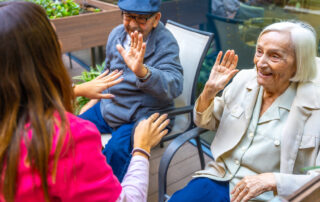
[258,20,317,82]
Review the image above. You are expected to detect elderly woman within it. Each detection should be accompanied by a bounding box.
[169,21,320,201]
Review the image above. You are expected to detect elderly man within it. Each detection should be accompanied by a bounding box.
[79,0,183,182]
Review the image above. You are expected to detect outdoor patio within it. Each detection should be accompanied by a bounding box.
[65,55,212,202]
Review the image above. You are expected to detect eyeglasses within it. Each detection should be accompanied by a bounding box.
[121,12,155,24]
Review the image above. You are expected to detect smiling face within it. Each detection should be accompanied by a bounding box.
[122,12,161,40]
[254,31,297,94]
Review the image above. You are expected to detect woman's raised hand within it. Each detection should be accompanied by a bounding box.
[197,50,238,112]
[74,69,123,99]
[133,113,170,154]
[204,50,238,100]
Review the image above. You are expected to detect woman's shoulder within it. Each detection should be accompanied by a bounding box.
[65,112,101,141]
[295,81,320,109]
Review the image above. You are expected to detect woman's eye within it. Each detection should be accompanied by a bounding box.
[255,50,262,56]
[270,54,281,62]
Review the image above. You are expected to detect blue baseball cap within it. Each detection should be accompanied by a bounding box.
[118,0,160,14]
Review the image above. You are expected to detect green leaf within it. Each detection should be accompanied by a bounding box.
[301,166,320,173]
[72,62,105,114]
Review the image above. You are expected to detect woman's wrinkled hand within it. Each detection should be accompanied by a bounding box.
[231,173,277,202]
[133,113,170,154]
[74,69,123,99]
[197,50,238,112]
[202,50,239,101]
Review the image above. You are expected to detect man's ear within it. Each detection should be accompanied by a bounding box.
[152,12,161,28]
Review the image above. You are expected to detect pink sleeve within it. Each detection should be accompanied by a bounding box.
[51,114,122,202]
[116,155,149,202]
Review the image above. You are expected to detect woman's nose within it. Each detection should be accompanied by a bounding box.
[256,55,268,68]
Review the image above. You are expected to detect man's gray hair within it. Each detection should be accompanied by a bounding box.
[258,20,317,82]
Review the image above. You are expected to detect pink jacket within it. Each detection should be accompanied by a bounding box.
[11,113,122,201]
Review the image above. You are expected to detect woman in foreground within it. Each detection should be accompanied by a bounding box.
[0,2,169,201]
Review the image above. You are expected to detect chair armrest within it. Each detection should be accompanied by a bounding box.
[166,105,194,118]
[158,127,208,202]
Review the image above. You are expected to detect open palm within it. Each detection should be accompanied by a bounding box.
[116,31,146,77]
[206,50,239,94]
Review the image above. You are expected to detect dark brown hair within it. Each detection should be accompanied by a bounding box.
[0,1,74,201]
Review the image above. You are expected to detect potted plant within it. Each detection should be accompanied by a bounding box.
[49,0,121,53]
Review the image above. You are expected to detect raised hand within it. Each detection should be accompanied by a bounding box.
[231,173,277,202]
[197,50,238,112]
[205,50,238,98]
[74,69,123,99]
[133,113,170,154]
[116,31,148,78]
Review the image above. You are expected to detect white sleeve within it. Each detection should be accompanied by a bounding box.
[116,155,149,202]
[274,171,320,197]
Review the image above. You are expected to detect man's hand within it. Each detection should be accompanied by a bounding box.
[116,31,148,78]
[231,173,277,202]
[74,69,123,99]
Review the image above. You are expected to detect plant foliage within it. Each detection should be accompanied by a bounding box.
[73,62,105,114]
[27,0,100,19]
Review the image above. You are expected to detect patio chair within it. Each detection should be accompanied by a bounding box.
[160,20,213,148]
[206,13,257,69]
[157,20,213,202]
[284,174,320,202]
[158,127,210,202]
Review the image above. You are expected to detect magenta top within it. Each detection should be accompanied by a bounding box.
[11,113,122,202]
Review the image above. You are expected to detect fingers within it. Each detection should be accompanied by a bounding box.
[134,31,138,48]
[139,43,146,61]
[97,69,119,81]
[153,114,169,128]
[213,51,223,67]
[148,112,160,122]
[231,180,245,201]
[230,54,238,69]
[105,77,124,88]
[225,50,235,68]
[104,70,123,82]
[116,44,126,58]
[130,32,135,47]
[217,50,237,69]
[98,93,115,99]
[160,129,169,137]
[137,33,143,51]
[96,69,109,79]
[220,50,231,66]
[227,69,239,81]
[130,31,139,49]
[231,184,242,197]
[237,187,249,202]
[158,119,170,132]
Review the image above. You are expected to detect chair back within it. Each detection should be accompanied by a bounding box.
[207,13,256,69]
[165,20,214,133]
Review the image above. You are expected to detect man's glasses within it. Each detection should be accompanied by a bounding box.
[121,12,155,24]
